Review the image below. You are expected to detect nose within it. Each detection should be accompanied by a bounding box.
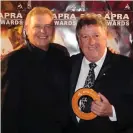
[40,27,47,33]
[88,36,95,45]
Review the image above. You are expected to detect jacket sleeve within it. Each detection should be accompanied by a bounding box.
[1,57,9,107]
[114,62,133,131]
[1,53,22,133]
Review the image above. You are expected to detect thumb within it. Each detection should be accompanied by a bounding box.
[98,93,109,103]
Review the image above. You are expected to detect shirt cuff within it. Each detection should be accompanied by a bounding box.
[109,105,117,121]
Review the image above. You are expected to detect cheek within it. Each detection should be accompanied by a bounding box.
[28,32,38,42]
[49,30,54,36]
[79,41,85,49]
[32,30,38,36]
[79,39,87,47]
[28,30,35,37]
[79,43,88,52]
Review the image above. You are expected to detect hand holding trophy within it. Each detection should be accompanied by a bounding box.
[72,88,100,120]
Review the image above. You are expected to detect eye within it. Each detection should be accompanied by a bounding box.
[95,34,99,38]
[81,35,88,39]
[34,25,41,29]
[45,24,53,29]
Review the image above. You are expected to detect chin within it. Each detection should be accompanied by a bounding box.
[88,50,98,55]
[90,57,99,62]
[87,53,99,61]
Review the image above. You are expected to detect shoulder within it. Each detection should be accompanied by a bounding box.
[113,53,133,64]
[111,53,133,71]
[50,43,70,57]
[70,53,82,63]
[1,46,29,67]
[106,49,133,67]
[1,47,28,83]
[71,53,81,59]
[49,43,71,69]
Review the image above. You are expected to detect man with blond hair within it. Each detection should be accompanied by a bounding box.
[70,13,133,133]
[1,7,74,133]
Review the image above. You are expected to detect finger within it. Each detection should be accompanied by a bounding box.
[91,101,102,111]
[91,103,108,116]
[109,47,114,53]
[93,100,102,106]
[98,93,109,103]
[91,105,103,116]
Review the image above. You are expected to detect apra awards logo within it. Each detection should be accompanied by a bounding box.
[53,13,77,26]
[80,12,130,26]
[0,1,32,26]
[0,12,23,25]
[105,13,129,26]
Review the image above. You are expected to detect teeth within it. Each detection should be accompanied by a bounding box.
[89,47,94,49]
[39,36,47,38]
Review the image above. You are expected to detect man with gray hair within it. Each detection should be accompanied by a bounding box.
[70,13,133,133]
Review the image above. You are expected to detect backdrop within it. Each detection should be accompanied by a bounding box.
[1,1,133,59]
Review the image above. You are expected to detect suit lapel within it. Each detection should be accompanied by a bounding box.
[70,54,83,123]
[94,50,113,91]
[70,54,83,99]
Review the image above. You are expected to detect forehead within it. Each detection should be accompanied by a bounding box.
[79,24,105,34]
[30,14,53,25]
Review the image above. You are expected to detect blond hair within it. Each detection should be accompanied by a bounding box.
[25,7,53,25]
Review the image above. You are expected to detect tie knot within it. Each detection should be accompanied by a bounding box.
[89,63,96,69]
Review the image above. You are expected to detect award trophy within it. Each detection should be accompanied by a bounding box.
[72,88,100,120]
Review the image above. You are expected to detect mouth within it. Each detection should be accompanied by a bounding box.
[39,36,48,39]
[88,47,95,50]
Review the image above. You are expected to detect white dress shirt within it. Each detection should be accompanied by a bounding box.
[75,48,117,122]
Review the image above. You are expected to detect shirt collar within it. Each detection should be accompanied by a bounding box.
[83,48,107,68]
[28,43,47,60]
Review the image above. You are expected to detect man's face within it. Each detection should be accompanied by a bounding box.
[26,14,54,50]
[78,24,107,62]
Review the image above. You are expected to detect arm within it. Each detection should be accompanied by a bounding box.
[1,55,20,133]
[1,57,9,107]
[91,76,133,130]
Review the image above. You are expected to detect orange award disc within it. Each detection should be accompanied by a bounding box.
[72,88,100,120]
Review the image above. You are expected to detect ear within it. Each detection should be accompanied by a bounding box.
[24,25,28,36]
[76,33,80,45]
[22,23,29,40]
[22,25,27,39]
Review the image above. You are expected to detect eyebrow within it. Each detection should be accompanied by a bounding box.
[34,24,53,26]
[80,32,101,35]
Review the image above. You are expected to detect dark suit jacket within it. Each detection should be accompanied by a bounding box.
[1,43,72,133]
[70,50,133,133]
